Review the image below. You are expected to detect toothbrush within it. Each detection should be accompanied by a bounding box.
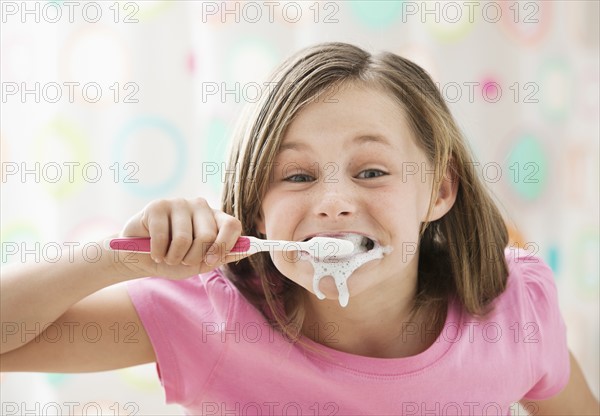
[105,236,355,260]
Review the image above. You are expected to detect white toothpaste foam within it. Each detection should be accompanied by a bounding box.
[302,234,392,307]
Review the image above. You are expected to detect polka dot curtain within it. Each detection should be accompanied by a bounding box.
[1,1,598,413]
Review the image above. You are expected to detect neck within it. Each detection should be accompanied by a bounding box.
[300,263,441,358]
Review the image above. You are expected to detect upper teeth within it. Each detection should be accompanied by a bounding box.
[332,234,375,255]
[304,234,376,256]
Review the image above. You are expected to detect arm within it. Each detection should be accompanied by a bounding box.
[1,281,156,372]
[0,238,141,355]
[1,198,244,372]
[520,350,599,416]
[0,238,158,371]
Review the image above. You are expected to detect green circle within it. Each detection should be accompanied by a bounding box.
[506,134,547,200]
[545,244,560,275]
[349,1,404,29]
[46,373,70,386]
[537,58,573,122]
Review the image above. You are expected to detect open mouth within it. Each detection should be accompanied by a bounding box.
[340,234,375,253]
[362,237,375,251]
[303,233,377,260]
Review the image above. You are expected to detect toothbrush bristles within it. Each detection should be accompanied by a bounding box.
[311,237,355,258]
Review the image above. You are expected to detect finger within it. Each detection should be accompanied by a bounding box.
[203,210,242,267]
[222,250,253,264]
[164,200,194,265]
[181,200,218,267]
[145,203,170,263]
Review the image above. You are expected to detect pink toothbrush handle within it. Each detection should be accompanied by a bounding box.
[107,237,250,253]
[107,237,152,252]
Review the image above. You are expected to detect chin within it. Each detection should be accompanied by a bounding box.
[310,275,338,298]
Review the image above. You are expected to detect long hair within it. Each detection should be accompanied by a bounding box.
[221,42,509,339]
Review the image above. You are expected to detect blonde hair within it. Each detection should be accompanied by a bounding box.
[221,42,509,339]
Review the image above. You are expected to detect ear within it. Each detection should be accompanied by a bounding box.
[428,158,459,222]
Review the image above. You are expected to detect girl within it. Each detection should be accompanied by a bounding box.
[1,42,598,415]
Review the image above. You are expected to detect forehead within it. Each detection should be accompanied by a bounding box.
[281,82,417,153]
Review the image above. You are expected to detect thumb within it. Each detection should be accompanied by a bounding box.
[120,211,149,238]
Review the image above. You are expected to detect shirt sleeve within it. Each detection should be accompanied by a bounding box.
[125,270,233,405]
[514,249,571,400]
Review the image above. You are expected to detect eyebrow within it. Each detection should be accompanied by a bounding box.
[279,134,393,152]
[352,134,392,146]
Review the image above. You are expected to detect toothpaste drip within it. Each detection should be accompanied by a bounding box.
[302,234,392,307]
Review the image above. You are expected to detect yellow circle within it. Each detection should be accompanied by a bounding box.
[425,3,476,43]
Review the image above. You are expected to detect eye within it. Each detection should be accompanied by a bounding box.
[357,169,387,179]
[284,174,315,183]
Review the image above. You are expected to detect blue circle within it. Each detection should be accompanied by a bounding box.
[113,116,187,197]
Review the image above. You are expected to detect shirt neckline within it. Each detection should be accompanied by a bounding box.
[298,294,461,378]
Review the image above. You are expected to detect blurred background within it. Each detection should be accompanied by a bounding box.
[1,0,598,414]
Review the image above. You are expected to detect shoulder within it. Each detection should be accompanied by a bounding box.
[486,247,566,348]
[497,247,570,400]
[448,247,561,341]
[498,247,562,322]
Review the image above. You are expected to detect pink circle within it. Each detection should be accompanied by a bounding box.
[481,76,501,102]
[187,51,196,74]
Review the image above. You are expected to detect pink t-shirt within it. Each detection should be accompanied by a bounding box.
[126,248,570,415]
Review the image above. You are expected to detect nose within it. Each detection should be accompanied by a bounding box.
[312,183,356,219]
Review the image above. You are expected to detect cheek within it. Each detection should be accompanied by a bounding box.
[272,250,302,266]
[262,193,307,237]
[271,252,316,291]
[367,186,416,218]
[389,177,430,213]
[369,187,424,241]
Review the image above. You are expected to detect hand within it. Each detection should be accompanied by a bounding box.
[114,198,245,280]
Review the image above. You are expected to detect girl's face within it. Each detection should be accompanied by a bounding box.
[256,82,453,304]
